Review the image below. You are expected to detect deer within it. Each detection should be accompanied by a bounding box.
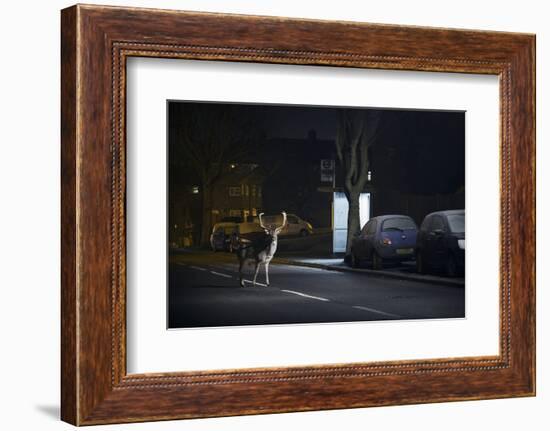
[234,212,286,287]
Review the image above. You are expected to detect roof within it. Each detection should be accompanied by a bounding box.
[425,209,465,217]
[370,214,415,221]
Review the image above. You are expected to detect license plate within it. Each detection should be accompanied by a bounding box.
[396,248,413,255]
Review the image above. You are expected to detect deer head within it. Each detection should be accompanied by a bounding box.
[258,212,287,237]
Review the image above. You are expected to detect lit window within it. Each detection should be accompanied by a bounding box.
[229,186,241,197]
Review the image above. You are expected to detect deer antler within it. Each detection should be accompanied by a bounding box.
[258,213,267,231]
[275,212,287,234]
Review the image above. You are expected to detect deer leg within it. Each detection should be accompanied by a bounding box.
[265,261,270,286]
[253,262,260,286]
[238,259,245,287]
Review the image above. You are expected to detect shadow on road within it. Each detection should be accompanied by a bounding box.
[188,284,240,289]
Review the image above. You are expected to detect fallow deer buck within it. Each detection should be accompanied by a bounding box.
[235,212,286,287]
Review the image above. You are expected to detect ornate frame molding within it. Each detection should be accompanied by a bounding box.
[61,5,535,425]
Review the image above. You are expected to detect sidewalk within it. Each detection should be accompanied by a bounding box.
[273,255,465,287]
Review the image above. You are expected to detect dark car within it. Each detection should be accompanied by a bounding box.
[350,215,418,269]
[210,222,239,252]
[416,210,465,277]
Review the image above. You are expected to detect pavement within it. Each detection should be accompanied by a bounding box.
[274,255,465,287]
[250,231,464,287]
[168,249,465,328]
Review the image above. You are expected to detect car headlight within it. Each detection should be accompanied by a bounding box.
[458,239,465,250]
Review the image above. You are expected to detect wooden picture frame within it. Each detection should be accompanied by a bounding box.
[61,4,535,425]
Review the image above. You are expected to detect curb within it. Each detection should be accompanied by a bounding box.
[273,258,465,288]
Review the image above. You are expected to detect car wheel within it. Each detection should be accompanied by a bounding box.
[446,254,458,277]
[299,229,309,237]
[416,251,426,274]
[372,252,383,270]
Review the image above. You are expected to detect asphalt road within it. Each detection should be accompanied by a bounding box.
[168,251,465,328]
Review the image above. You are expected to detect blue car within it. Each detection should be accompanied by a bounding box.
[350,215,418,269]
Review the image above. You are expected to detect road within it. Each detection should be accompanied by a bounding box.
[168,251,465,328]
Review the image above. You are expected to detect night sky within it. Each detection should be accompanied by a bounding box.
[169,101,465,195]
[251,104,338,140]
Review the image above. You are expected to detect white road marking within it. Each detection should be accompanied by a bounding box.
[210,271,232,279]
[190,265,207,271]
[243,279,268,287]
[176,262,186,266]
[281,290,330,302]
[352,305,402,319]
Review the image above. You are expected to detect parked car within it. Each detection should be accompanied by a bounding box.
[350,215,418,269]
[210,220,265,252]
[283,213,313,236]
[211,212,314,251]
[415,210,465,277]
[210,221,239,252]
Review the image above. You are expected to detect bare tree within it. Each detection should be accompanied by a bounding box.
[170,103,259,246]
[335,109,381,255]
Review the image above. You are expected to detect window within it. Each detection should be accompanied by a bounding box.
[420,217,431,232]
[361,220,376,235]
[447,214,465,233]
[223,226,237,235]
[430,216,445,232]
[382,217,416,231]
[367,219,377,234]
[228,186,241,197]
[287,215,299,224]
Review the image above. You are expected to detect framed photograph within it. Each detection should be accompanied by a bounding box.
[61,4,535,425]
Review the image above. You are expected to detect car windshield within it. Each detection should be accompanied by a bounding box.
[382,218,416,231]
[447,214,465,233]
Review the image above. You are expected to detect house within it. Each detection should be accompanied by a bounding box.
[210,163,265,223]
